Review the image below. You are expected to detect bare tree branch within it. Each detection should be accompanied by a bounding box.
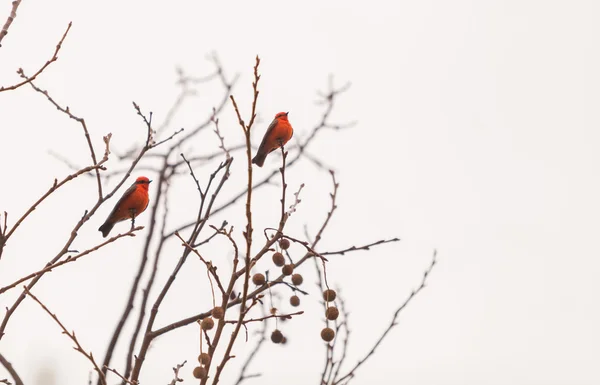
[1,22,72,91]
[0,0,22,47]
[24,287,107,385]
[333,250,438,384]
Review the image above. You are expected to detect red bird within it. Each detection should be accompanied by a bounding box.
[252,112,294,167]
[98,176,151,237]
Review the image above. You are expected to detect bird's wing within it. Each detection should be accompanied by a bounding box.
[256,118,279,154]
[106,183,137,219]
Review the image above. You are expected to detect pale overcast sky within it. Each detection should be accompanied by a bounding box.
[1,1,599,385]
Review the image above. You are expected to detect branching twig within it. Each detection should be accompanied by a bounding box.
[1,22,71,91]
[208,55,261,385]
[333,250,438,384]
[175,232,226,295]
[24,287,107,385]
[0,226,143,295]
[168,361,186,385]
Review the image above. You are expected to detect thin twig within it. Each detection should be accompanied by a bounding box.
[24,287,107,385]
[0,0,22,47]
[223,310,303,325]
[333,250,438,384]
[0,226,143,295]
[1,22,71,91]
[167,361,186,385]
[209,56,261,385]
[321,238,400,256]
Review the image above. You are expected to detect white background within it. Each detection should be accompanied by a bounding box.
[1,1,599,384]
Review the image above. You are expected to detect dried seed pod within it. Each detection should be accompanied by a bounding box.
[323,289,337,302]
[271,329,284,344]
[201,317,215,330]
[272,252,285,266]
[291,273,303,286]
[321,327,335,342]
[198,352,210,365]
[290,295,300,307]
[279,238,291,250]
[281,336,288,344]
[211,306,224,319]
[252,273,266,286]
[230,290,236,300]
[282,264,294,276]
[193,366,207,379]
[325,306,340,321]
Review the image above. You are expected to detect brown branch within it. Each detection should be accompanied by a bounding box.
[209,56,261,385]
[120,167,172,384]
[130,158,232,382]
[175,232,226,295]
[24,287,107,385]
[165,77,350,239]
[21,72,105,200]
[0,353,23,385]
[331,293,351,384]
[333,250,438,385]
[97,160,169,385]
[0,92,163,340]
[0,161,107,261]
[104,367,134,385]
[0,226,142,295]
[0,22,72,91]
[0,132,110,262]
[233,307,269,385]
[0,0,22,47]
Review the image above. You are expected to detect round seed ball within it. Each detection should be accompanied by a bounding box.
[323,289,337,302]
[271,329,284,344]
[290,295,300,307]
[193,366,207,379]
[252,273,266,286]
[201,317,215,330]
[279,238,291,250]
[291,274,303,286]
[282,264,294,276]
[211,306,224,319]
[198,352,210,365]
[321,327,335,342]
[325,306,340,321]
[272,252,285,266]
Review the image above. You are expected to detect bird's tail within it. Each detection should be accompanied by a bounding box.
[252,152,266,167]
[98,221,114,238]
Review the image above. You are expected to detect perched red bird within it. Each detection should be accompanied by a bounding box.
[98,176,151,237]
[252,112,294,167]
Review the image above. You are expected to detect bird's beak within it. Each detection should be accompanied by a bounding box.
[285,112,289,116]
[148,180,153,184]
